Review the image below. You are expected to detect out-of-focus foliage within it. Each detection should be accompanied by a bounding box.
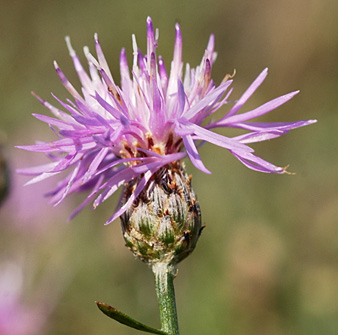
[0,0,337,334]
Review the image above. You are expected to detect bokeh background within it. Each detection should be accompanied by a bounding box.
[0,0,337,334]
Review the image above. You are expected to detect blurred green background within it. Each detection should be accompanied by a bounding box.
[0,0,337,334]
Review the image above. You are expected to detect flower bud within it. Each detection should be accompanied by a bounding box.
[120,161,203,265]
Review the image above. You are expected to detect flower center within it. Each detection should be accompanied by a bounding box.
[118,132,183,167]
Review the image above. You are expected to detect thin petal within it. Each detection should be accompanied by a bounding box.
[24,171,62,185]
[65,36,94,92]
[68,174,105,220]
[217,91,299,126]
[234,119,317,132]
[105,169,153,224]
[183,80,232,120]
[183,135,211,174]
[167,23,183,97]
[178,120,253,152]
[233,131,283,144]
[54,61,84,101]
[16,161,60,175]
[82,147,110,183]
[94,33,114,81]
[224,68,268,118]
[32,113,78,130]
[231,151,284,174]
[54,162,81,206]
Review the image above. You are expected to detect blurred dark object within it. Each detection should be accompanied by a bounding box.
[0,132,10,206]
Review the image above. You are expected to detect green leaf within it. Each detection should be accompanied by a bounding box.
[96,301,168,335]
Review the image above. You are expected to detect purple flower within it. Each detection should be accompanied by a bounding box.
[17,17,316,224]
[0,261,50,335]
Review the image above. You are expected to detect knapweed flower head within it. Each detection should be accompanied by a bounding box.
[18,17,316,225]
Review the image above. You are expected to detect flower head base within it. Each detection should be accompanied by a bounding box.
[17,17,316,225]
[121,161,202,265]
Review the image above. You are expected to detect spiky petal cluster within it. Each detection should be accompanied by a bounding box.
[17,17,316,224]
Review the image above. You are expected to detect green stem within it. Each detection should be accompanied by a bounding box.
[152,262,180,335]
